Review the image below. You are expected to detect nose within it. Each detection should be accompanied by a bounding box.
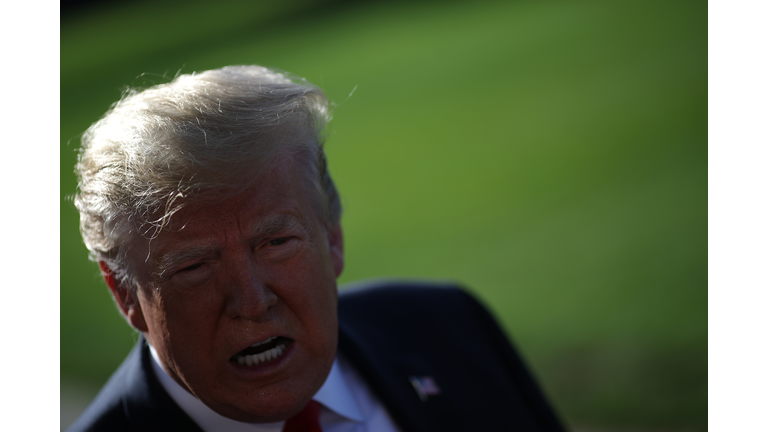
[223,253,278,321]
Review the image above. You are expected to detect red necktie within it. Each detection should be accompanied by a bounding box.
[282,400,323,432]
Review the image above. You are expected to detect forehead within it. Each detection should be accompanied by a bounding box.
[127,156,318,270]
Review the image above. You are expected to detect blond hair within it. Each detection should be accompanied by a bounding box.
[74,65,341,285]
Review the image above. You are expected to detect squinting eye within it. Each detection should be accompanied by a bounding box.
[269,237,289,246]
[181,263,203,272]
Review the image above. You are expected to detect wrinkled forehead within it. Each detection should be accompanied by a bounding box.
[134,146,318,228]
[121,155,321,274]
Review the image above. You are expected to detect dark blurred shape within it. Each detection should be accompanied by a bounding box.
[61,0,100,17]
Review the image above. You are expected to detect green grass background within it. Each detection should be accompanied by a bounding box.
[61,0,707,430]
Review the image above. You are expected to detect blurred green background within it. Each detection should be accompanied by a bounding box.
[61,0,706,430]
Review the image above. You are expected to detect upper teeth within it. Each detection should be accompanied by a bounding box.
[250,337,276,348]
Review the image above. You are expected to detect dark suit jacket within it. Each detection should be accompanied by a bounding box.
[67,281,566,431]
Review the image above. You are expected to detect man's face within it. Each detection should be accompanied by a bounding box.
[117,155,343,422]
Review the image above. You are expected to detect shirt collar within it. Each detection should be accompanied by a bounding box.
[313,355,364,422]
[149,344,364,431]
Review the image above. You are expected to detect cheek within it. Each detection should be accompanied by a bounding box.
[278,258,338,340]
[136,288,166,337]
[153,290,224,352]
[157,300,226,381]
[301,296,339,365]
[167,294,224,337]
[308,284,339,345]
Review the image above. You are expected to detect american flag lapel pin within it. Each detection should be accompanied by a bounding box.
[409,376,442,401]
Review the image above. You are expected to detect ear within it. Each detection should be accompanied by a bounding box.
[99,261,149,333]
[326,222,344,278]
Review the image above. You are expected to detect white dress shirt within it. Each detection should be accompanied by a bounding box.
[150,345,402,432]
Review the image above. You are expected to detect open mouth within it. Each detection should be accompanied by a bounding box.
[230,337,292,367]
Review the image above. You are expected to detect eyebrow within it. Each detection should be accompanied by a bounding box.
[153,213,306,278]
[155,245,216,278]
[256,213,305,238]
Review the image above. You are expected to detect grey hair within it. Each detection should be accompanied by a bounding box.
[74,65,341,286]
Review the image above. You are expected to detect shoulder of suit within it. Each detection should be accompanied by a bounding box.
[65,341,144,432]
[337,279,491,331]
[339,279,477,304]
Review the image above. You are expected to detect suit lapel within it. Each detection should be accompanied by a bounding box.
[336,281,568,432]
[338,320,468,432]
[121,336,204,431]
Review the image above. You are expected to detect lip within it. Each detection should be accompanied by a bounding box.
[227,338,296,377]
[232,333,289,357]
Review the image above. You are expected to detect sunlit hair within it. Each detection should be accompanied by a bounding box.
[74,65,341,286]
